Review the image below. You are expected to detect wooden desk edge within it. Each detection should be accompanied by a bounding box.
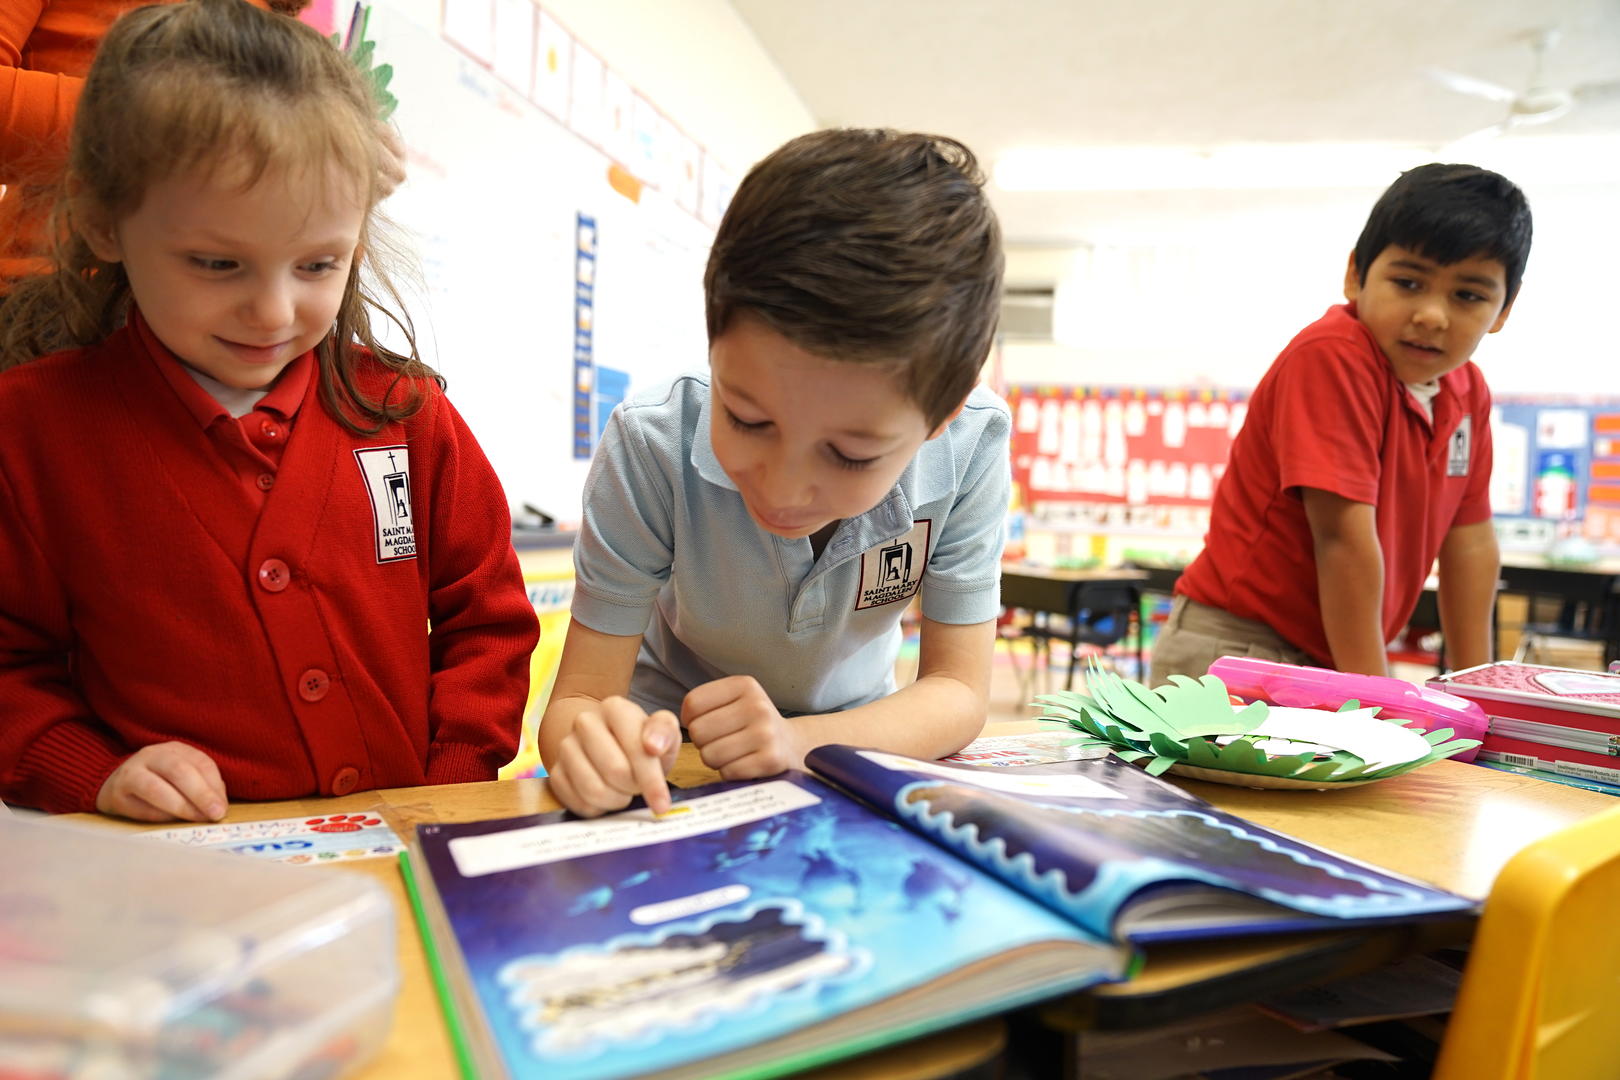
[48,721,1616,1077]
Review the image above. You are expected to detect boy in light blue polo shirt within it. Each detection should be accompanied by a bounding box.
[539,129,1009,818]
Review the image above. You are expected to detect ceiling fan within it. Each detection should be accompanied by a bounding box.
[1424,28,1620,150]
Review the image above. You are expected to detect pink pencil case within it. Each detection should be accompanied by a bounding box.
[1206,656,1487,762]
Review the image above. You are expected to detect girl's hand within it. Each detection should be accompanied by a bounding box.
[547,697,679,818]
[683,676,801,780]
[96,742,228,822]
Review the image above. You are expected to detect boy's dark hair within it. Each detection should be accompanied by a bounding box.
[704,129,1003,428]
[1353,163,1533,302]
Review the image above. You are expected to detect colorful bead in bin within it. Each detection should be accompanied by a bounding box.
[0,817,398,1079]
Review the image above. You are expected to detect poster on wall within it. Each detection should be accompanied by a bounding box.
[365,1,719,518]
[440,0,492,63]
[1590,414,1620,547]
[602,71,635,166]
[532,12,573,121]
[573,212,597,460]
[1006,385,1246,534]
[1490,399,1620,551]
[668,124,702,215]
[631,94,663,188]
[490,0,536,96]
[568,44,607,149]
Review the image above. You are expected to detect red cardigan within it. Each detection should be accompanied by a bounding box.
[0,324,538,812]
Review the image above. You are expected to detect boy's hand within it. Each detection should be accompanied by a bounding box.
[547,696,679,818]
[683,676,801,780]
[96,742,227,823]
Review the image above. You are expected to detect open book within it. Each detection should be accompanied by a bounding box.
[404,746,1475,1080]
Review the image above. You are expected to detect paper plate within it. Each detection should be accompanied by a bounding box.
[1166,763,1383,790]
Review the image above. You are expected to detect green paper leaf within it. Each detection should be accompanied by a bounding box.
[1026,663,1471,787]
[1084,668,1176,737]
[1337,699,1360,712]
[1079,662,1268,744]
[340,5,400,121]
[1151,674,1268,738]
[1357,739,1482,778]
[1146,732,1191,761]
[1221,738,1270,772]
[1257,751,1321,775]
[1184,738,1225,768]
[1086,718,1121,743]
[1431,739,1481,757]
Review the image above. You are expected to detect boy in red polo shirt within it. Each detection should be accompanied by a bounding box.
[1153,164,1532,681]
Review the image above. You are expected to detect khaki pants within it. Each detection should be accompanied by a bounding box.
[1149,596,1316,686]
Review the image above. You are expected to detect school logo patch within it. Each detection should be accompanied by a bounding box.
[1447,416,1471,478]
[854,519,932,611]
[354,444,417,562]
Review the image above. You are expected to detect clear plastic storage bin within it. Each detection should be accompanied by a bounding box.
[0,815,398,1079]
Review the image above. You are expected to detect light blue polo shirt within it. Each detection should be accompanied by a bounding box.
[572,372,1011,716]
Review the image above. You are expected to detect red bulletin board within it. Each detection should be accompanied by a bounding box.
[1006,385,1248,507]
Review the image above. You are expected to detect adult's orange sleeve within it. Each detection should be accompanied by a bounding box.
[1,0,82,182]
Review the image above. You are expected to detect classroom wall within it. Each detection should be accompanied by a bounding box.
[367,0,815,523]
[999,176,1620,398]
[522,0,813,177]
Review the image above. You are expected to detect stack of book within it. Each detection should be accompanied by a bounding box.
[1429,662,1620,795]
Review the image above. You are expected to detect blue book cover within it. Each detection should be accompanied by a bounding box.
[408,750,1475,1080]
[806,747,1477,943]
[411,771,1121,1080]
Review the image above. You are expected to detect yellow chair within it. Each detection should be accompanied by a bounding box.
[1433,803,1620,1080]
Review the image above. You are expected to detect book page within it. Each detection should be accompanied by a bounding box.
[415,773,1118,1080]
[448,781,819,877]
[806,746,1475,942]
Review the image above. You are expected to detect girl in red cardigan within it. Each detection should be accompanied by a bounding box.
[0,0,537,821]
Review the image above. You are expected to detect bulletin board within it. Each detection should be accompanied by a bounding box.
[350,0,734,523]
[1006,383,1620,551]
[1005,385,1248,533]
[1491,397,1620,548]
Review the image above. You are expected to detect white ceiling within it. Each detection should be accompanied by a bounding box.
[730,0,1620,246]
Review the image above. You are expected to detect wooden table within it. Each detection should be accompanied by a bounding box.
[59,720,1615,1077]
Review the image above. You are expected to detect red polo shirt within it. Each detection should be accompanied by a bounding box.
[1177,303,1493,666]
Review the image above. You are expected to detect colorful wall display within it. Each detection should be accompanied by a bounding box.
[1005,385,1248,535]
[1007,386,1620,553]
[1492,398,1620,548]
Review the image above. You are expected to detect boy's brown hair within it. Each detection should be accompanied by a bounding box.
[704,129,1003,428]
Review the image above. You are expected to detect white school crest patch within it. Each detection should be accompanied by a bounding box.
[1447,416,1472,478]
[854,519,932,611]
[354,444,417,562]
